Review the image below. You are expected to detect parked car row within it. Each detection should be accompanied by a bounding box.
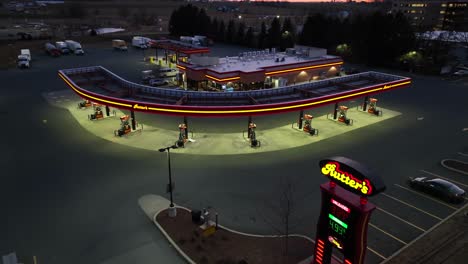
[141,68,179,87]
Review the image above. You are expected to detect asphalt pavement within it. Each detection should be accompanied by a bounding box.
[1,43,467,264]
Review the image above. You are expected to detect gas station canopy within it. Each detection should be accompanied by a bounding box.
[58,66,411,117]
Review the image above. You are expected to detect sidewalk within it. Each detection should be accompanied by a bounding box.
[139,195,345,264]
[43,89,402,155]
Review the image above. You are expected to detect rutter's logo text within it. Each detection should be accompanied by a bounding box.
[321,162,373,195]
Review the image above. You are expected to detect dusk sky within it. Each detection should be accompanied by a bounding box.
[247,0,374,3]
[236,0,374,2]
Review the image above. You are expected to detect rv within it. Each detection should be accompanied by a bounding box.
[65,40,84,55]
[45,42,61,57]
[132,36,151,49]
[180,36,201,46]
[55,41,69,54]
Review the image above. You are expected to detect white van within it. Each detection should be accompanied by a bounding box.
[159,67,178,78]
[17,49,31,68]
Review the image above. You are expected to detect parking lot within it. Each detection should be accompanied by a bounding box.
[364,152,468,263]
[1,41,468,264]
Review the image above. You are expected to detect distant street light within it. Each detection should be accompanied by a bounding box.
[159,144,178,217]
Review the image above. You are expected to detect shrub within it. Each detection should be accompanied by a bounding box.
[178,238,186,245]
[200,256,209,264]
[196,244,204,251]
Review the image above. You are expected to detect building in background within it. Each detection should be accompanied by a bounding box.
[177,45,343,91]
[391,0,468,30]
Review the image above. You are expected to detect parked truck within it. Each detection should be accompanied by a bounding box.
[112,39,128,51]
[55,41,70,54]
[180,36,201,46]
[132,36,150,49]
[45,42,61,57]
[17,49,31,68]
[193,35,213,46]
[65,40,84,55]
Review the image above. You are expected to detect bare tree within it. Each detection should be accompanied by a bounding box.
[259,174,311,257]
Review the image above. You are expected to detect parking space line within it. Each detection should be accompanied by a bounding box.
[420,170,468,188]
[367,246,387,260]
[369,223,407,245]
[376,207,426,232]
[394,184,458,210]
[381,193,443,220]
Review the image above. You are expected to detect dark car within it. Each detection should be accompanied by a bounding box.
[408,177,465,203]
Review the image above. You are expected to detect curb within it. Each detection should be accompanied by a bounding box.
[152,206,197,264]
[153,206,315,264]
[380,200,468,263]
[441,159,468,176]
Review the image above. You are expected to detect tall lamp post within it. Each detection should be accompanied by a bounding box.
[159,145,178,217]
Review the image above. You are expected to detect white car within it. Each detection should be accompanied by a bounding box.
[453,70,468,76]
[149,79,169,87]
[17,55,30,68]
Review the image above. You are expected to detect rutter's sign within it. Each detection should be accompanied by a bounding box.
[319,157,385,197]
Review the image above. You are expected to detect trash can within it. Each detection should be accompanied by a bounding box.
[191,210,202,224]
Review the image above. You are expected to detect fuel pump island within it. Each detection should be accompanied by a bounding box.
[313,157,386,264]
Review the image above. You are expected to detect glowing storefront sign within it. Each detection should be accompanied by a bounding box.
[265,62,344,76]
[133,104,148,110]
[322,163,372,195]
[319,157,386,197]
[205,74,241,82]
[328,236,344,249]
[329,213,348,229]
[331,198,350,213]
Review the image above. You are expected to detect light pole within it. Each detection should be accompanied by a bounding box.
[159,145,178,217]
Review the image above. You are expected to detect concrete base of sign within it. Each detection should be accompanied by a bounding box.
[167,206,177,218]
[43,90,402,155]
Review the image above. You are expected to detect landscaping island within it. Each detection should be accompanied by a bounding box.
[156,208,314,264]
[442,159,468,174]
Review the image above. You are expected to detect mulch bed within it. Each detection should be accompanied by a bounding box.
[156,208,314,264]
[442,160,468,173]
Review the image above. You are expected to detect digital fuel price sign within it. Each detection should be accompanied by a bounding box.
[328,198,350,244]
[313,157,384,264]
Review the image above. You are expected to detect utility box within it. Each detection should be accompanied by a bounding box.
[2,252,18,264]
[191,210,202,224]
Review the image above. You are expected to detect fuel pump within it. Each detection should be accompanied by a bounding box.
[248,122,261,147]
[176,123,188,148]
[338,106,352,125]
[78,99,92,109]
[367,98,382,116]
[89,103,104,120]
[302,114,319,136]
[115,115,131,136]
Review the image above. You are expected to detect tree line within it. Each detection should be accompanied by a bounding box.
[169,4,417,68]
